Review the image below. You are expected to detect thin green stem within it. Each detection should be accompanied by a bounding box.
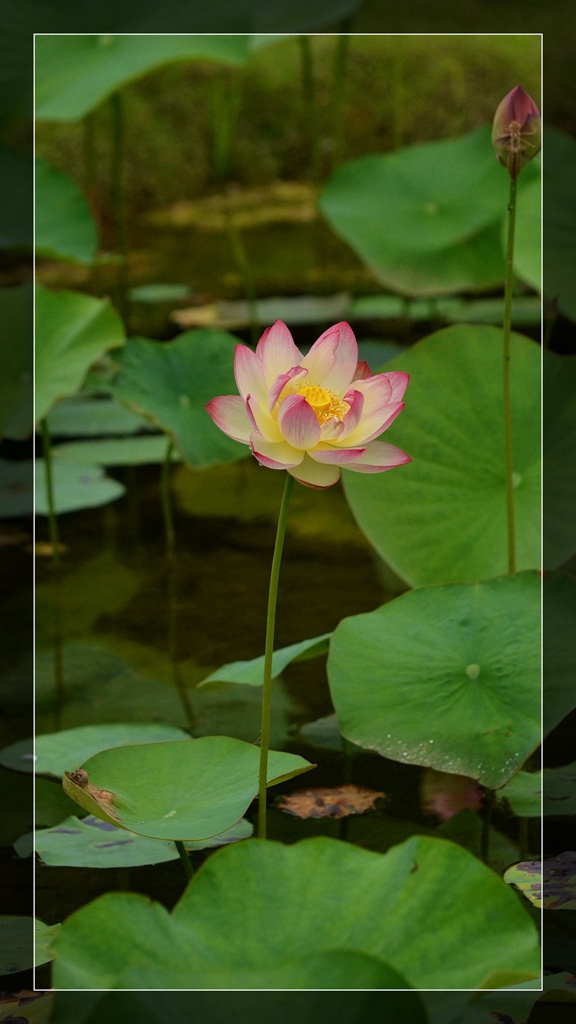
[175,840,193,881]
[161,438,175,560]
[502,176,518,574]
[41,418,60,568]
[257,473,294,839]
[167,557,196,732]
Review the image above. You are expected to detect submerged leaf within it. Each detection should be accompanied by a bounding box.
[422,769,484,821]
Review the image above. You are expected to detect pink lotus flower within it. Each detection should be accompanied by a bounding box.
[206,321,411,488]
[492,85,541,179]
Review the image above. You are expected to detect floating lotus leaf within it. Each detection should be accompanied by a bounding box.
[16,814,253,868]
[35,459,125,514]
[35,35,249,121]
[499,772,541,817]
[53,435,180,467]
[343,325,540,586]
[62,736,313,840]
[0,917,60,973]
[1,723,189,778]
[328,572,540,788]
[109,332,246,468]
[51,835,539,989]
[35,157,97,264]
[35,286,125,422]
[46,395,149,437]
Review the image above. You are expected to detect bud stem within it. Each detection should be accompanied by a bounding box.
[503,175,518,574]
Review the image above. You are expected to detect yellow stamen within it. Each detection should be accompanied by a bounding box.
[293,382,350,424]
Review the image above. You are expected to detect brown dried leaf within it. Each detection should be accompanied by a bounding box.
[277,784,384,820]
[63,769,120,824]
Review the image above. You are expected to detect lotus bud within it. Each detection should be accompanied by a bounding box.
[492,85,541,179]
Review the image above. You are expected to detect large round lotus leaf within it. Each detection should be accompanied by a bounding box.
[35,157,97,265]
[35,35,249,122]
[109,333,246,468]
[343,325,540,586]
[328,572,540,789]
[62,737,313,840]
[349,222,506,299]
[543,351,576,568]
[319,129,516,297]
[52,835,540,990]
[510,174,541,293]
[23,723,189,778]
[16,814,253,868]
[35,286,125,423]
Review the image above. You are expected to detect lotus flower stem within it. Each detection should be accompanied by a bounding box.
[502,175,518,574]
[480,789,495,865]
[175,840,194,881]
[40,417,60,568]
[161,438,175,559]
[258,472,294,839]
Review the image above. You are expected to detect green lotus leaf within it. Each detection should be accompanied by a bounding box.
[35,35,249,122]
[498,771,541,817]
[35,286,125,422]
[343,324,540,586]
[62,736,314,840]
[53,435,180,467]
[35,459,125,515]
[1,723,189,778]
[200,633,331,686]
[46,395,149,437]
[328,572,540,788]
[511,174,541,292]
[319,129,536,297]
[35,157,97,264]
[0,917,60,973]
[51,835,539,989]
[15,814,253,868]
[109,332,247,468]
